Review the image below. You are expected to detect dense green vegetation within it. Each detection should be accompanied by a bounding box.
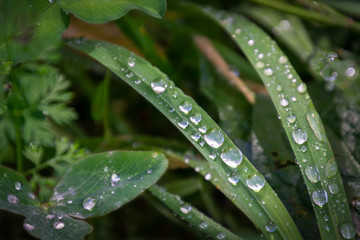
[1,0,360,239]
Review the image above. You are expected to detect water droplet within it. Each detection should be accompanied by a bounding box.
[128,56,135,67]
[328,183,339,194]
[199,221,208,229]
[265,221,277,232]
[199,125,207,134]
[111,173,121,186]
[23,223,34,231]
[235,28,241,34]
[256,62,264,69]
[178,118,189,129]
[7,194,19,204]
[54,221,65,230]
[346,67,355,77]
[28,192,36,199]
[228,175,240,185]
[83,197,96,211]
[292,128,307,145]
[204,173,212,181]
[216,232,226,239]
[190,112,202,125]
[180,204,192,214]
[220,147,243,168]
[204,129,224,148]
[306,108,326,142]
[297,83,307,94]
[104,166,109,173]
[276,84,283,92]
[125,69,133,78]
[305,165,320,183]
[340,222,356,239]
[312,189,328,207]
[179,101,192,114]
[246,174,265,192]
[134,79,141,84]
[324,159,338,178]
[15,182,23,191]
[191,131,201,142]
[248,39,254,46]
[209,152,216,159]
[264,68,274,76]
[151,77,167,93]
[278,56,288,64]
[326,52,338,62]
[280,98,289,107]
[286,115,296,123]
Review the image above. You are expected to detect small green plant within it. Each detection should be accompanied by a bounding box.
[1,0,359,239]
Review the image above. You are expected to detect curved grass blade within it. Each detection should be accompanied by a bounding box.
[149,184,245,240]
[68,38,302,239]
[199,6,355,239]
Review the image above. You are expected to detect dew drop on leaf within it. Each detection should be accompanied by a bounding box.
[111,173,120,186]
[15,181,23,191]
[180,204,192,214]
[83,197,97,211]
[276,84,283,92]
[216,232,226,239]
[54,221,65,230]
[280,98,289,107]
[191,131,201,142]
[340,222,356,239]
[204,173,212,181]
[246,174,265,192]
[278,56,288,64]
[312,189,328,207]
[178,118,189,129]
[264,68,273,76]
[209,152,216,160]
[190,112,202,125]
[179,101,192,114]
[305,165,320,183]
[292,128,307,145]
[324,159,338,178]
[7,194,19,204]
[328,183,339,194]
[204,129,224,148]
[297,83,307,94]
[23,223,34,231]
[286,115,296,123]
[127,56,135,67]
[228,175,240,185]
[151,77,167,93]
[306,108,326,142]
[265,221,277,232]
[199,221,208,229]
[220,147,243,168]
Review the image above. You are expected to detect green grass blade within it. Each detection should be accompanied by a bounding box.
[68,39,302,239]
[149,184,245,240]
[199,6,355,240]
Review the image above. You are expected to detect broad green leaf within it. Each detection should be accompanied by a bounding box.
[68,39,302,239]
[149,185,244,240]
[200,6,355,239]
[0,166,92,240]
[51,151,168,218]
[59,0,167,24]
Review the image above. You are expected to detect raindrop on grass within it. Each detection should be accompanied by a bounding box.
[128,56,135,67]
[246,174,265,192]
[256,62,264,69]
[216,232,226,239]
[265,221,277,232]
[7,194,19,204]
[209,152,216,159]
[125,69,133,78]
[190,112,202,125]
[286,115,296,123]
[179,101,192,114]
[297,83,307,94]
[340,222,356,239]
[111,173,120,186]
[178,118,189,129]
[151,77,167,93]
[83,197,97,211]
[191,131,201,142]
[324,159,338,178]
[312,189,328,207]
[220,147,243,168]
[305,165,320,183]
[15,182,23,191]
[280,98,289,107]
[264,68,274,76]
[328,183,339,194]
[248,39,254,46]
[204,173,212,181]
[346,67,355,77]
[306,109,326,142]
[228,175,240,185]
[278,56,288,64]
[292,129,307,145]
[180,204,192,214]
[204,129,224,148]
[276,84,283,92]
[199,221,208,229]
